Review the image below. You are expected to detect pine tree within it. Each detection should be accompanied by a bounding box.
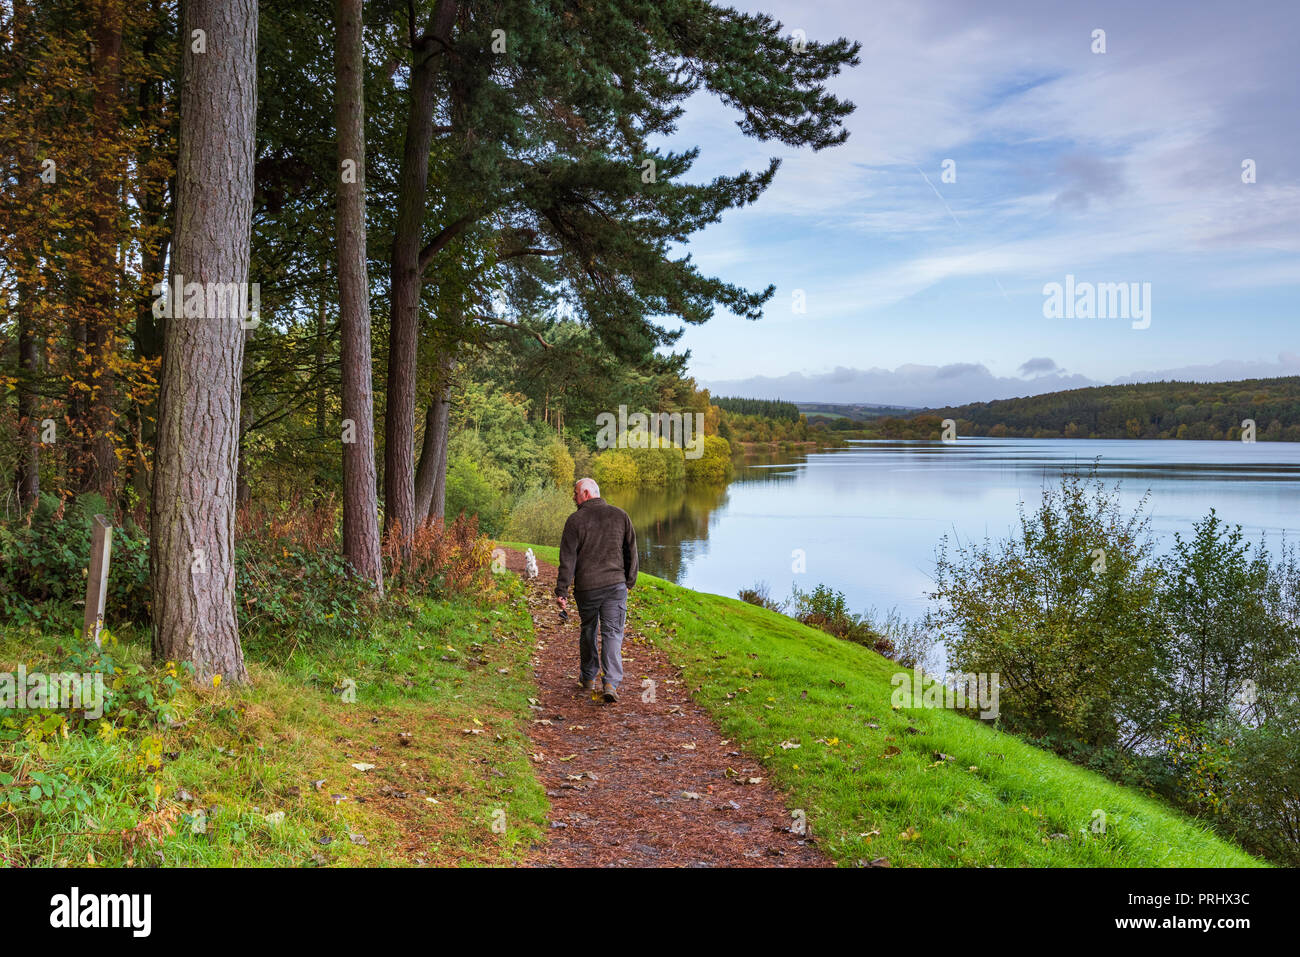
[150,0,258,682]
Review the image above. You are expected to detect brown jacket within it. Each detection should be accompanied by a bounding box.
[554,497,638,596]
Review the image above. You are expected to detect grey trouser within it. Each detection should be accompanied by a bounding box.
[575,582,627,689]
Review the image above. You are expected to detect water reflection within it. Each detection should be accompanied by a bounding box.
[605,438,1300,624]
[605,482,732,583]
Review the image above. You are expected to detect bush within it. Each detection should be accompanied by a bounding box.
[1215,702,1300,866]
[738,581,785,612]
[234,499,374,641]
[1158,510,1277,728]
[0,495,375,642]
[0,636,185,826]
[867,606,938,671]
[569,440,595,484]
[0,494,151,629]
[790,583,894,657]
[445,453,508,535]
[656,445,685,486]
[546,440,575,490]
[383,513,495,599]
[685,435,733,484]
[928,468,1164,747]
[631,444,668,486]
[504,486,574,547]
[591,450,639,488]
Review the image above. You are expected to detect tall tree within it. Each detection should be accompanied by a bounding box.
[414,350,454,521]
[150,0,257,682]
[382,0,456,542]
[4,0,42,507]
[335,0,383,592]
[381,1,858,538]
[81,0,126,501]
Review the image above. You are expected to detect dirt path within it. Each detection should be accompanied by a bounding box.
[502,548,828,868]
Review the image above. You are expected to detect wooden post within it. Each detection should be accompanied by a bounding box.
[84,514,112,646]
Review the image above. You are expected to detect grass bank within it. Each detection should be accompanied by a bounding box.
[0,578,546,867]
[521,543,1261,868]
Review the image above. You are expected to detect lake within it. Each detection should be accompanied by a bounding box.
[604,438,1300,626]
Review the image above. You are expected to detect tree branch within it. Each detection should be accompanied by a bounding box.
[470,312,552,349]
[417,213,474,272]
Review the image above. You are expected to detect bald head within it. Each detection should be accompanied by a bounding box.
[574,477,600,505]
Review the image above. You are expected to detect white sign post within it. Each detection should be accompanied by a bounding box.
[84,514,113,646]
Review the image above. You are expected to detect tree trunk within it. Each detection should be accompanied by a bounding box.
[14,282,40,508]
[12,0,40,509]
[335,0,383,594]
[150,0,257,683]
[430,398,450,521]
[83,0,125,502]
[414,357,453,522]
[383,1,457,543]
[383,45,435,543]
[128,8,170,508]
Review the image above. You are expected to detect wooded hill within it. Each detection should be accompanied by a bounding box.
[877,377,1300,441]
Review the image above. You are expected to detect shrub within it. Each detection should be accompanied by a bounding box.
[1215,702,1300,866]
[790,583,894,657]
[0,494,151,629]
[1158,510,1277,728]
[738,582,785,612]
[504,486,573,547]
[928,468,1164,747]
[655,445,685,486]
[631,444,668,486]
[569,441,595,484]
[546,440,575,490]
[591,450,639,488]
[0,635,185,826]
[445,453,508,535]
[685,435,733,484]
[234,499,374,641]
[383,513,495,599]
[867,606,938,671]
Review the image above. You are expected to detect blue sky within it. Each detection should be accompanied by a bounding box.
[660,0,1300,407]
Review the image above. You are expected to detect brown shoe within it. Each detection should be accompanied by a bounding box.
[579,679,595,693]
[602,686,618,704]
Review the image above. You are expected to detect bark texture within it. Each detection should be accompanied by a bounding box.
[414,355,454,523]
[383,0,457,543]
[83,0,125,502]
[335,0,384,592]
[150,0,257,682]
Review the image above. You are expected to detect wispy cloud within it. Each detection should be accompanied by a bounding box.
[669,0,1300,384]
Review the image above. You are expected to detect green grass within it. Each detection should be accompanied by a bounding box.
[520,542,1261,868]
[0,577,547,867]
[5,542,1264,868]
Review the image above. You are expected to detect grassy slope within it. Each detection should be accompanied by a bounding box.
[520,543,1261,868]
[0,578,546,867]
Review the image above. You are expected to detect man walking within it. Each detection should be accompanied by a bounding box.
[555,478,638,703]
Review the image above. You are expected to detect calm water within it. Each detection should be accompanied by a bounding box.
[604,438,1300,622]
